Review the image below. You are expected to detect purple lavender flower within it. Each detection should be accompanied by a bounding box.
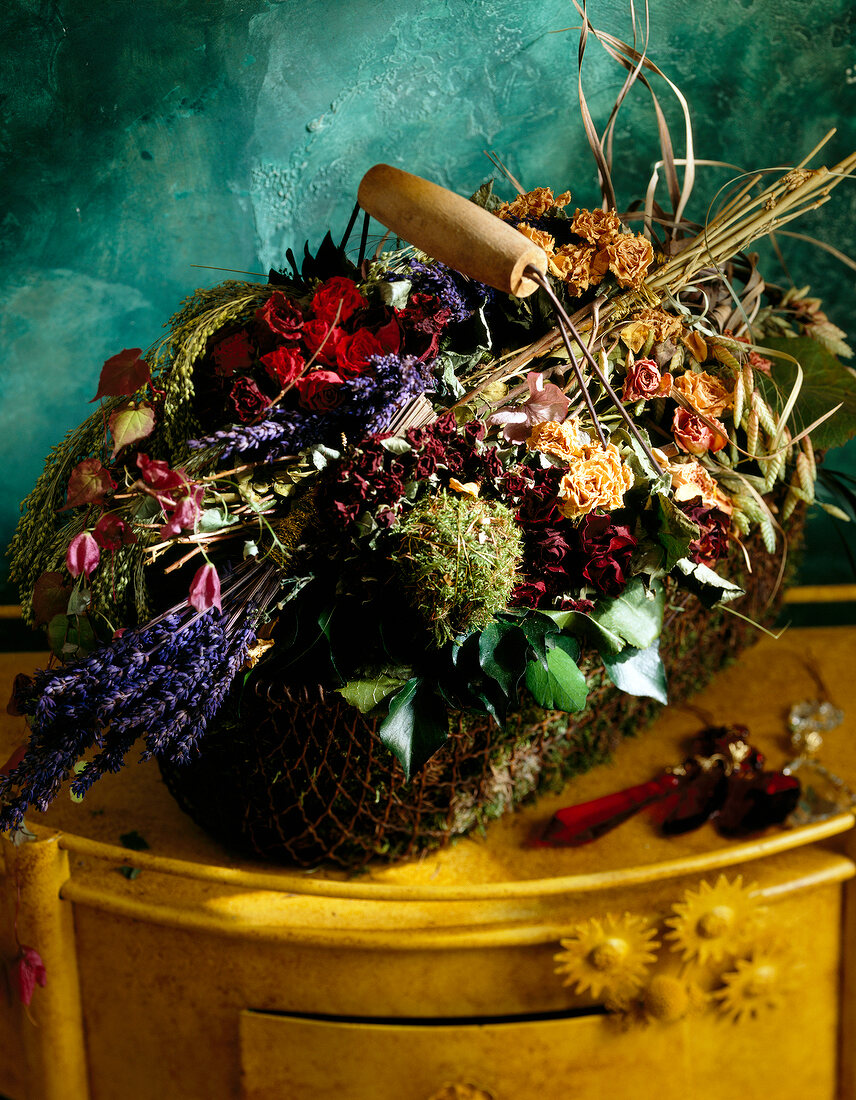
[0,561,282,828]
[388,260,492,322]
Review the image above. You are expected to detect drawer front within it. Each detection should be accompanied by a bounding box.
[240,1005,835,1100]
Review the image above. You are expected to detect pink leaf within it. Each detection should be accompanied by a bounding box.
[136,453,186,492]
[188,563,221,613]
[15,948,47,1007]
[159,493,202,540]
[90,349,151,402]
[66,458,117,509]
[31,572,72,626]
[489,371,570,443]
[108,402,156,457]
[66,532,100,578]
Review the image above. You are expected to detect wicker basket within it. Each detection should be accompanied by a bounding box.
[158,525,795,870]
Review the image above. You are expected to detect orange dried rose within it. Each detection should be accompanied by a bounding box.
[549,244,609,295]
[516,223,556,253]
[557,443,635,519]
[498,186,572,220]
[570,207,622,244]
[673,370,733,418]
[605,234,654,289]
[527,419,590,462]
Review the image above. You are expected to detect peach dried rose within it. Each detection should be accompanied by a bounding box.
[527,418,590,462]
[673,370,733,418]
[622,358,671,402]
[672,408,728,456]
[667,460,732,513]
[605,234,654,289]
[557,444,635,519]
[570,207,622,244]
[516,224,556,253]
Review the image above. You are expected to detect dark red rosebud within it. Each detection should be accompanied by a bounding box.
[510,579,549,608]
[462,419,487,445]
[432,412,459,438]
[302,319,344,367]
[294,370,344,412]
[93,514,137,551]
[310,276,366,325]
[229,376,271,423]
[261,345,305,388]
[255,292,304,341]
[530,526,573,574]
[682,503,731,565]
[211,331,255,376]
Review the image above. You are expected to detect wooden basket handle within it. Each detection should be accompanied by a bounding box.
[357,164,548,298]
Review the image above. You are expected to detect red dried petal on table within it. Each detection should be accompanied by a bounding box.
[15,948,47,1007]
[66,458,117,509]
[0,742,27,770]
[90,349,151,402]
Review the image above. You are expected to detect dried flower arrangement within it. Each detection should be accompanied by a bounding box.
[4,12,856,865]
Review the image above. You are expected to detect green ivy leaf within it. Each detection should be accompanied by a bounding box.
[673,558,744,607]
[478,621,526,697]
[602,640,668,704]
[590,577,665,650]
[657,494,700,572]
[108,402,156,457]
[759,337,856,450]
[524,635,588,712]
[539,608,625,656]
[379,678,449,779]
[337,673,410,714]
[517,613,561,665]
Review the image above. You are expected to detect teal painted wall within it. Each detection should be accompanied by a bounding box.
[3,0,856,601]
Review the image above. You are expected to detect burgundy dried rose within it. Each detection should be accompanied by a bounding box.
[529,526,573,575]
[682,502,731,565]
[212,331,255,376]
[255,292,304,342]
[310,276,366,325]
[622,358,669,402]
[672,408,728,456]
[261,345,305,388]
[579,513,637,596]
[510,578,550,608]
[295,370,345,412]
[229,376,271,423]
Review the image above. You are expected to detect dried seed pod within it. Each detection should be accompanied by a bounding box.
[796,452,815,500]
[751,391,778,436]
[731,509,751,535]
[746,409,760,457]
[801,437,817,483]
[732,370,745,435]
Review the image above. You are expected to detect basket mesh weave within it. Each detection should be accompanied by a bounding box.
[158,525,793,870]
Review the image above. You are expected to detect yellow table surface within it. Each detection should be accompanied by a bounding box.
[2,624,855,896]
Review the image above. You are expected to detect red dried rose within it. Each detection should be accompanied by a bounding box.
[337,318,402,377]
[229,376,271,423]
[672,408,727,455]
[622,358,669,402]
[302,319,345,367]
[261,345,305,388]
[310,276,366,325]
[211,331,255,376]
[295,370,345,412]
[255,292,304,341]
